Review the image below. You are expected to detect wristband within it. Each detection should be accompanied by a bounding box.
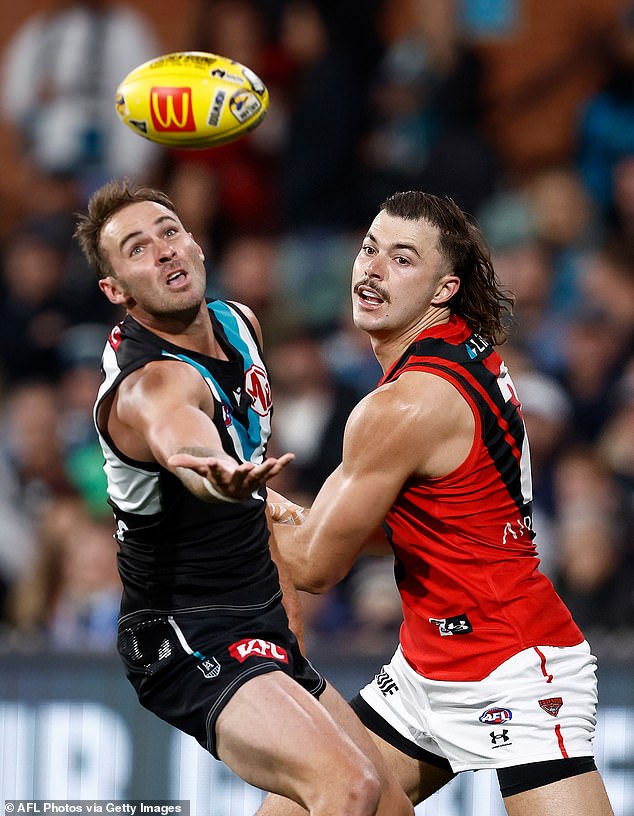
[203,477,241,503]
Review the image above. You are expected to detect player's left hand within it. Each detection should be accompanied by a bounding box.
[168,452,295,502]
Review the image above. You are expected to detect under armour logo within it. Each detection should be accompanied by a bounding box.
[429,613,473,636]
[490,729,510,745]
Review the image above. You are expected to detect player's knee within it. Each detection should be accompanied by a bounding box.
[336,758,382,816]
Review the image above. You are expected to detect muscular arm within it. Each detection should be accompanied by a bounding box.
[274,371,475,592]
[112,360,291,501]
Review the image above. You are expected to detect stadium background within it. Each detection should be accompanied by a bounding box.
[0,1,633,812]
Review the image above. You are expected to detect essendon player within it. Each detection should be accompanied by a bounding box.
[261,192,614,816]
[73,180,413,816]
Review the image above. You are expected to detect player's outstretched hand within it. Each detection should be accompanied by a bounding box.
[168,452,295,502]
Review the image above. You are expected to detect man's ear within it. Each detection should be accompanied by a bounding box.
[99,276,129,306]
[190,233,205,263]
[431,275,460,306]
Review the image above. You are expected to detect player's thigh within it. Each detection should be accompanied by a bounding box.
[215,671,376,803]
[503,770,614,816]
[362,728,455,804]
[316,684,416,812]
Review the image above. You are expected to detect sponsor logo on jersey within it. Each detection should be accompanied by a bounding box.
[375,668,398,696]
[150,87,196,132]
[245,364,272,416]
[490,729,512,747]
[109,324,122,351]
[538,697,563,717]
[465,333,489,359]
[479,707,512,725]
[229,638,289,664]
[428,613,473,636]
[197,656,221,679]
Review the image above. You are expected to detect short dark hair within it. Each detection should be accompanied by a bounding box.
[74,178,178,279]
[381,191,514,344]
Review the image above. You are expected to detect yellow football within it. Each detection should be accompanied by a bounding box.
[115,51,269,148]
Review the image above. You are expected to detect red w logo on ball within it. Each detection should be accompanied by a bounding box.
[150,87,196,132]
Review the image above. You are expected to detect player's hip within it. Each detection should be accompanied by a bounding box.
[356,641,598,772]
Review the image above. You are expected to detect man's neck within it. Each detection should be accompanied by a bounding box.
[370,309,453,373]
[128,304,229,360]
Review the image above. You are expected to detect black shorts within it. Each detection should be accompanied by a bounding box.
[117,598,326,758]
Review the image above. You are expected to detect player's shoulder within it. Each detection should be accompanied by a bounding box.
[120,357,204,401]
[226,300,263,344]
[350,370,469,435]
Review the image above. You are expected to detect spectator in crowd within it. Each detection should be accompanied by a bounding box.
[577,4,634,218]
[554,304,631,443]
[266,331,359,500]
[0,380,76,621]
[7,496,120,651]
[276,0,382,230]
[213,233,298,344]
[360,0,498,218]
[598,360,634,507]
[513,369,573,580]
[166,0,292,239]
[0,0,632,661]
[0,0,162,197]
[0,220,75,384]
[552,446,634,633]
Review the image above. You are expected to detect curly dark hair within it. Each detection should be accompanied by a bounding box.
[381,191,515,345]
[74,178,178,279]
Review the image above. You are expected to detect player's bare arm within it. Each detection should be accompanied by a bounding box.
[273,370,475,592]
[111,359,292,501]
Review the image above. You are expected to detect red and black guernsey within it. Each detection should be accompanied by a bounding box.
[381,316,583,681]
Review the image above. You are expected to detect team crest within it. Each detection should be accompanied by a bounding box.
[245,364,272,416]
[197,656,221,679]
[109,323,122,351]
[538,697,563,717]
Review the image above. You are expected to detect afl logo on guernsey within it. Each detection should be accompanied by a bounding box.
[479,707,512,725]
[245,364,272,416]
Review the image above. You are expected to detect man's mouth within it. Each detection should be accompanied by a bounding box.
[166,270,187,286]
[356,285,386,305]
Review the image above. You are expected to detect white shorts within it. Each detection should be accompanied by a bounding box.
[355,641,598,773]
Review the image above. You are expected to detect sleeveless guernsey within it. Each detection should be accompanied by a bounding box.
[380,315,583,680]
[94,300,281,617]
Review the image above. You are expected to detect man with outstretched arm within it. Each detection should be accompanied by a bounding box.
[259,191,614,816]
[74,179,413,816]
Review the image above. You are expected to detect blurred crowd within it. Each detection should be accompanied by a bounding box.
[0,0,633,656]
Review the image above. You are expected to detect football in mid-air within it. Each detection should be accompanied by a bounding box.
[115,51,269,148]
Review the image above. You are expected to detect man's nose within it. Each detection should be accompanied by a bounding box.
[366,254,385,279]
[157,240,176,262]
